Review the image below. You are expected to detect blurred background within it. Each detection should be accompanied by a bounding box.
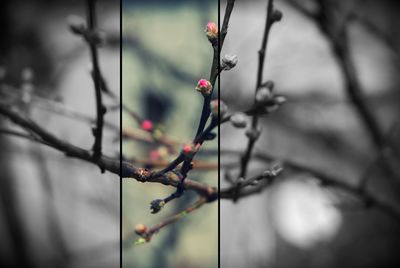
[0,0,120,267]
[122,0,218,267]
[221,0,400,267]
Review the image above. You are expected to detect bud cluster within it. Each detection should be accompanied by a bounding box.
[255,81,287,113]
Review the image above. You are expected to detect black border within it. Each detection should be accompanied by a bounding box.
[217,0,221,267]
[120,0,123,267]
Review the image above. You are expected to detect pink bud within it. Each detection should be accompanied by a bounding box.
[182,143,201,158]
[199,79,208,87]
[150,150,160,162]
[210,99,227,118]
[183,145,193,154]
[206,22,218,33]
[134,224,148,235]
[195,79,213,96]
[210,99,219,116]
[205,22,218,41]
[141,120,153,132]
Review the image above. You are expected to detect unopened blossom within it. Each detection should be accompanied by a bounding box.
[245,128,261,140]
[150,199,165,214]
[210,99,228,118]
[141,120,153,132]
[221,54,238,71]
[205,22,218,41]
[210,99,219,117]
[134,224,148,235]
[230,112,247,128]
[149,150,160,162]
[271,9,283,22]
[195,79,213,96]
[255,87,272,104]
[182,143,201,158]
[274,95,287,105]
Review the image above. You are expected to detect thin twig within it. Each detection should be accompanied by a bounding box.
[220,0,236,51]
[86,0,106,170]
[127,197,207,245]
[221,149,400,223]
[235,0,281,200]
[0,104,218,199]
[0,104,119,174]
[174,0,237,198]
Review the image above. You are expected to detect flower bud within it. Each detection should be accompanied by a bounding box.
[271,164,283,176]
[262,80,274,91]
[245,128,261,140]
[263,164,283,178]
[141,120,153,132]
[255,87,272,104]
[134,224,148,235]
[274,95,287,105]
[271,9,283,22]
[195,79,213,96]
[230,112,247,128]
[134,237,147,245]
[149,150,160,162]
[210,99,218,117]
[150,199,166,214]
[210,99,228,118]
[183,145,192,154]
[221,54,238,71]
[205,22,218,42]
[220,100,228,118]
[182,143,201,158]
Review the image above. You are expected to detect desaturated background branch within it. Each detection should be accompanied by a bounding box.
[221,0,400,267]
[0,0,120,267]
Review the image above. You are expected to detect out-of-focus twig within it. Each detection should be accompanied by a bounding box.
[235,0,282,200]
[222,149,400,223]
[86,0,106,170]
[128,197,207,245]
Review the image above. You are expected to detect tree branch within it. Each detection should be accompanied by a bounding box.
[86,0,106,169]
